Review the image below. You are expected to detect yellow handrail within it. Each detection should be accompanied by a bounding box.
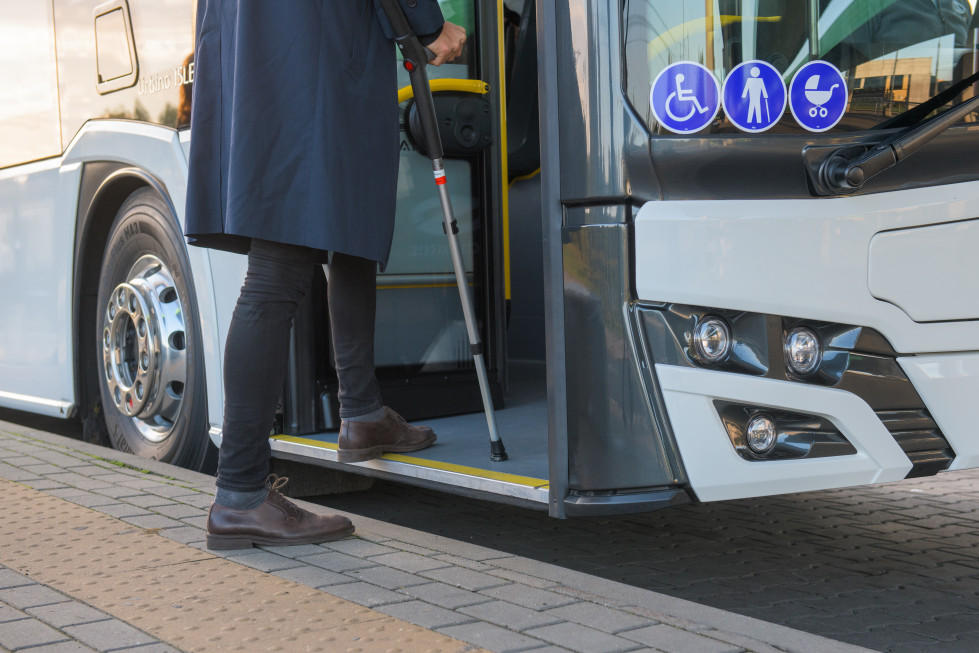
[397,78,490,104]
[496,0,511,303]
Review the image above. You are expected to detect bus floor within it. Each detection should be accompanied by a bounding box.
[270,359,550,501]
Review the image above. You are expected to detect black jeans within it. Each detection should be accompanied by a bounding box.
[216,239,382,492]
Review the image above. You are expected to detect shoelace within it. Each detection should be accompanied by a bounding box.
[266,474,290,492]
[264,474,303,521]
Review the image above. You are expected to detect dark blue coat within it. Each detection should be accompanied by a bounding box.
[184,0,444,266]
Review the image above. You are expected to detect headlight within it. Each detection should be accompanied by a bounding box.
[784,327,821,376]
[746,414,778,454]
[692,316,732,364]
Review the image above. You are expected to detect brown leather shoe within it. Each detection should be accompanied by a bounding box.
[205,475,354,550]
[337,406,437,463]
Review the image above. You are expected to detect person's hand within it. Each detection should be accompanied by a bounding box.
[428,21,465,66]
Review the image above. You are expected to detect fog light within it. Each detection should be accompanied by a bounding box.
[784,327,821,376]
[746,414,778,454]
[693,316,732,364]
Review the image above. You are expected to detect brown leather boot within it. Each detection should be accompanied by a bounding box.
[337,406,437,463]
[206,475,354,550]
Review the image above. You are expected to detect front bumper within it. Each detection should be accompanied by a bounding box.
[634,186,979,501]
[656,364,911,502]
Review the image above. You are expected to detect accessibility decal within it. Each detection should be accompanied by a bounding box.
[789,61,847,132]
[649,61,720,134]
[722,60,786,133]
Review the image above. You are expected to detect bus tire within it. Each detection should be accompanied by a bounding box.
[94,187,214,472]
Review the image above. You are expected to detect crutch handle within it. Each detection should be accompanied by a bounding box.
[377,0,443,159]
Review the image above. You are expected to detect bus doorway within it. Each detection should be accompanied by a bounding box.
[268,0,552,510]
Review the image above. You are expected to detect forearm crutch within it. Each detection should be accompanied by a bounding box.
[378,0,507,462]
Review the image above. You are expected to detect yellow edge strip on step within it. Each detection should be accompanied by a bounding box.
[397,78,490,105]
[272,434,549,489]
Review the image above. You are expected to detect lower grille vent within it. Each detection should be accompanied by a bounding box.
[877,410,953,478]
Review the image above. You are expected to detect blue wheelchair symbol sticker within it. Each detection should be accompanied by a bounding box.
[789,61,847,132]
[649,61,720,134]
[722,60,786,133]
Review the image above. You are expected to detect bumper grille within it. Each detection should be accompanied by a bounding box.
[876,409,954,477]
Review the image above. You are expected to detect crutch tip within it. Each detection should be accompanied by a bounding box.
[490,439,508,462]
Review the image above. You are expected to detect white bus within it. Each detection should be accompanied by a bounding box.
[2,0,978,517]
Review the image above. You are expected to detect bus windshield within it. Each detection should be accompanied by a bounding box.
[623,0,979,135]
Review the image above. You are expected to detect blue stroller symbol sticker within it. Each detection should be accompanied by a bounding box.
[722,60,786,133]
[789,61,847,132]
[649,62,720,134]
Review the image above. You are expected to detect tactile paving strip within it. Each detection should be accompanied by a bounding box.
[0,479,481,652]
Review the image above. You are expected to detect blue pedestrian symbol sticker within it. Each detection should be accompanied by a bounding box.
[722,60,786,133]
[789,61,847,132]
[649,61,720,134]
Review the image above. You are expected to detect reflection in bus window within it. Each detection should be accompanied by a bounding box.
[819,0,975,126]
[822,0,972,68]
[0,3,61,168]
[623,0,979,135]
[52,0,194,145]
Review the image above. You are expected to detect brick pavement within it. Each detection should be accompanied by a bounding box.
[316,466,979,653]
[0,420,870,653]
[0,564,175,653]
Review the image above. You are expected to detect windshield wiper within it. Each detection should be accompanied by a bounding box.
[875,69,979,130]
[806,87,979,196]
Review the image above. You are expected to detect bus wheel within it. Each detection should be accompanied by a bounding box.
[95,187,214,471]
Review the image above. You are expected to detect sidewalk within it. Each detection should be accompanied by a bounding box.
[0,420,876,653]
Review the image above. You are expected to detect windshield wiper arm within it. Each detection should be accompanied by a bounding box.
[812,92,979,195]
[875,69,979,130]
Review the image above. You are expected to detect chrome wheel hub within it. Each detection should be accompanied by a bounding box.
[102,255,187,443]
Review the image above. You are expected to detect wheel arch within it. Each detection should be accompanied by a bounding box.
[71,168,220,454]
[63,122,226,461]
[72,162,216,469]
[38,121,221,466]
[73,166,173,418]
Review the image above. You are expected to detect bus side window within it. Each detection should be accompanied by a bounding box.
[94,0,138,95]
[0,4,61,168]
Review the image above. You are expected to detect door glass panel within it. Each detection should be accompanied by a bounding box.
[376,0,482,374]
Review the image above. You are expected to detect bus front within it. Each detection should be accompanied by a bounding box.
[541,0,979,514]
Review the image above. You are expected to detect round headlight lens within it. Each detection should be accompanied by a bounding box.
[693,317,732,364]
[746,414,778,454]
[784,327,821,376]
